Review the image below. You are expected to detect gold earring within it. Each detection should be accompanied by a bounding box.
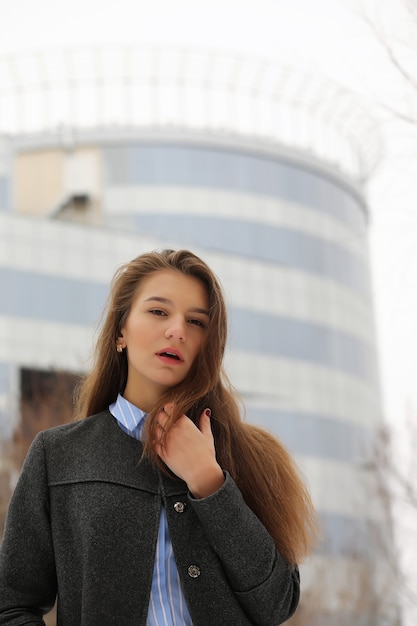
[117,344,123,353]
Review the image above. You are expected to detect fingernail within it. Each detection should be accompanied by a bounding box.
[205,408,211,418]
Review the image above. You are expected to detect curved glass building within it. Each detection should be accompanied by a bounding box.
[0,47,398,625]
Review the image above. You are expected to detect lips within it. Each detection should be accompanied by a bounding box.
[156,348,184,362]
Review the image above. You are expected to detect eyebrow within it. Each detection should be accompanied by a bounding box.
[143,296,210,317]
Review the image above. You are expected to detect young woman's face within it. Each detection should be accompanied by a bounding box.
[119,269,210,411]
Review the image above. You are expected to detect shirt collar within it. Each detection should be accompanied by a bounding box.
[109,393,147,438]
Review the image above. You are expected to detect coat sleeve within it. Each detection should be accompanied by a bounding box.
[188,471,300,626]
[0,433,57,625]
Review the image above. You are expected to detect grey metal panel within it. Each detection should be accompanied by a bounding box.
[102,144,365,230]
[246,407,372,462]
[123,213,370,295]
[0,268,108,326]
[231,308,378,383]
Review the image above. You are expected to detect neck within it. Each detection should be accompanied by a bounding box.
[122,383,167,414]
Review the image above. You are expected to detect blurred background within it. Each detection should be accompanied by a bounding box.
[0,0,416,624]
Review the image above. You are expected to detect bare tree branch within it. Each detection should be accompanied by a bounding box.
[370,20,417,92]
[370,421,417,610]
[379,102,417,126]
[361,5,417,97]
[405,0,417,27]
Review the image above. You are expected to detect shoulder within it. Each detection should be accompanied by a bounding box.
[33,410,116,463]
[37,409,152,490]
[33,410,143,484]
[40,410,114,446]
[39,408,139,457]
[21,411,113,464]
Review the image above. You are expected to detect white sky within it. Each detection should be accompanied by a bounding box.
[1,0,416,621]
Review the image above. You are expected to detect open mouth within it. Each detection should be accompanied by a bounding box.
[157,350,183,362]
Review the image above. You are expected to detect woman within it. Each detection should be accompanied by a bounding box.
[0,249,317,625]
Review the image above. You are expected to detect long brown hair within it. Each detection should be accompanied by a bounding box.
[75,249,318,564]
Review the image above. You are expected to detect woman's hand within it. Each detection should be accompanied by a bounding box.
[154,404,225,498]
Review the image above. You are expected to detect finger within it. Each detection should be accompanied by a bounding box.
[199,408,213,439]
[156,409,169,429]
[163,402,174,417]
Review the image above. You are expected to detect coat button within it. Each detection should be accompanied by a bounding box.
[188,565,201,578]
[174,501,186,513]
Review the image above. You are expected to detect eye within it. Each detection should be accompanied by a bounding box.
[149,309,167,317]
[188,318,206,328]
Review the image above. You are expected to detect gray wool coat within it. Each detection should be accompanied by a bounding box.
[0,410,300,625]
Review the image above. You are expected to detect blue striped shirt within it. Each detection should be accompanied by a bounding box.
[109,394,193,626]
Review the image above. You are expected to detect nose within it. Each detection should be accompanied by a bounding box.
[165,318,186,342]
